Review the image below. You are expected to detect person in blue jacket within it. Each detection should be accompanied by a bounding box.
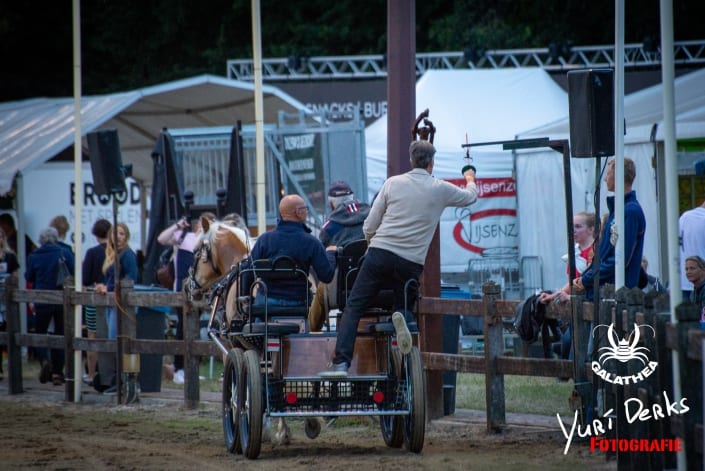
[246,194,334,307]
[94,222,138,340]
[25,227,75,385]
[574,157,646,300]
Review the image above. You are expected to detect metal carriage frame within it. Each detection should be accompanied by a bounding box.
[206,244,426,459]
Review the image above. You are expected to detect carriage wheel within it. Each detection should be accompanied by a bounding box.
[222,348,244,454]
[380,349,404,448]
[239,349,263,459]
[403,346,425,453]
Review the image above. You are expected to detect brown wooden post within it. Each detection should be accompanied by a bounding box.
[421,228,443,420]
[482,281,505,432]
[118,279,135,404]
[183,299,200,409]
[5,274,22,394]
[653,297,677,471]
[62,277,75,402]
[675,301,702,470]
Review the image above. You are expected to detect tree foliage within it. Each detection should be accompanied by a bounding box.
[1,0,702,101]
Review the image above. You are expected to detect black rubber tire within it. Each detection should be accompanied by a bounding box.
[239,349,263,459]
[403,346,425,453]
[380,349,404,448]
[222,348,244,454]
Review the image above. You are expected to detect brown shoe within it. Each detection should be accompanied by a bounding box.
[52,374,65,386]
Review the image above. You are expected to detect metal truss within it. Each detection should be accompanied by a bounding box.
[227,39,705,81]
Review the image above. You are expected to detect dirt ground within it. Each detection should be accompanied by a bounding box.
[0,379,616,471]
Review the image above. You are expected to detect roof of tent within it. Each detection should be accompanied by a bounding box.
[365,68,570,192]
[520,67,705,143]
[0,74,310,196]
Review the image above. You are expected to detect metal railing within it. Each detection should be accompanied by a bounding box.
[227,40,705,81]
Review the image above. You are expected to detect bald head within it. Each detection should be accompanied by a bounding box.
[280,195,307,222]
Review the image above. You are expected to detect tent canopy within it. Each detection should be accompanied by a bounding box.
[0,74,310,196]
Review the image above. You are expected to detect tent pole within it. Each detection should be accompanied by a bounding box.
[614,0,625,290]
[251,0,266,236]
[72,0,84,403]
[660,1,685,469]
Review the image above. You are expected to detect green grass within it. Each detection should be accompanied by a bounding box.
[455,372,575,417]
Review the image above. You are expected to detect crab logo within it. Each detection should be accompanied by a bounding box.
[591,323,658,385]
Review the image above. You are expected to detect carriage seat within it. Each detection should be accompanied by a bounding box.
[325,239,396,314]
[238,256,311,334]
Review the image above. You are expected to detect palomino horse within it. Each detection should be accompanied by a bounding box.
[186,216,292,444]
[188,216,251,298]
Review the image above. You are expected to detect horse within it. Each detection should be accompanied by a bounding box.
[185,216,293,445]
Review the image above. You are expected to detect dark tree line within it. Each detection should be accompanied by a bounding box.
[1,0,702,102]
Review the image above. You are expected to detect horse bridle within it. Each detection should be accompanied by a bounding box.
[187,239,222,295]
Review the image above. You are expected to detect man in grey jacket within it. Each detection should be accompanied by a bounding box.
[321,140,478,377]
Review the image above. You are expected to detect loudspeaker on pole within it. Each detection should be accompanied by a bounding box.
[87,129,127,196]
[568,69,615,158]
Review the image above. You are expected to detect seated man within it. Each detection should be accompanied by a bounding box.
[245,194,335,309]
[309,181,370,331]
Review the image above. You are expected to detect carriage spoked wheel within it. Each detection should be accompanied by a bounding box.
[222,348,244,454]
[380,348,404,448]
[402,346,425,453]
[239,349,264,459]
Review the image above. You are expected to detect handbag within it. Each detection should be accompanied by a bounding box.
[156,247,175,289]
[56,255,71,288]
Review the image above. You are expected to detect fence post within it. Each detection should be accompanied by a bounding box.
[118,279,137,404]
[482,281,505,432]
[5,274,22,394]
[675,301,702,471]
[183,298,200,409]
[571,293,591,425]
[653,297,677,471]
[62,277,76,402]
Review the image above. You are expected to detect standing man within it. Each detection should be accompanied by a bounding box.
[321,140,478,377]
[679,200,705,299]
[308,181,371,331]
[574,157,646,299]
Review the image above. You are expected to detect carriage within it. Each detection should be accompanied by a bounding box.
[187,219,426,459]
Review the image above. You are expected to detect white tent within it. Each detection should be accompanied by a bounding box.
[518,67,705,292]
[365,68,570,289]
[0,74,310,196]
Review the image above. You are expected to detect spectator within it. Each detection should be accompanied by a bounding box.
[49,215,73,253]
[309,181,371,331]
[574,157,646,299]
[223,212,251,239]
[81,219,111,386]
[94,222,138,340]
[0,227,20,380]
[246,194,335,308]
[0,212,37,257]
[539,211,597,360]
[321,140,478,377]
[679,200,705,299]
[25,227,75,385]
[157,212,214,384]
[641,256,666,295]
[685,256,705,319]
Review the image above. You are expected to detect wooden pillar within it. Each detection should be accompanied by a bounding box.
[483,281,505,432]
[386,0,415,178]
[62,277,76,402]
[5,274,23,394]
[183,301,200,409]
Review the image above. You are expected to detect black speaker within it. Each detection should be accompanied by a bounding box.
[568,69,614,158]
[87,129,127,195]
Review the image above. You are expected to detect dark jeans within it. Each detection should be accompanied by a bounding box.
[333,248,422,366]
[34,303,64,376]
[173,307,184,371]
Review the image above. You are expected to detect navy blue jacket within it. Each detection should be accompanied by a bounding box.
[103,248,138,291]
[82,243,106,287]
[25,242,75,290]
[248,220,334,302]
[581,191,645,299]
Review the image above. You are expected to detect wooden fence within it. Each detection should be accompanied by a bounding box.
[1,275,703,468]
